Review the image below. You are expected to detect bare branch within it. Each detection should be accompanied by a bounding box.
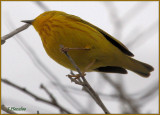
[1,105,17,114]
[2,78,72,114]
[104,2,122,39]
[126,21,158,49]
[1,24,30,45]
[60,45,110,114]
[101,73,139,113]
[135,81,159,107]
[34,1,50,11]
[37,111,40,114]
[121,2,149,24]
[40,84,72,114]
[40,84,57,103]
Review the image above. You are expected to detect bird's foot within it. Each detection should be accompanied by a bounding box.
[68,73,86,78]
[67,73,86,85]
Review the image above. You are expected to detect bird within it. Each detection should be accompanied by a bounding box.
[22,11,154,77]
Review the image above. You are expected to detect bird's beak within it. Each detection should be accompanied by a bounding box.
[21,20,34,25]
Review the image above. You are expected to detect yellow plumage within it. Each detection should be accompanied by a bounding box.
[23,11,154,77]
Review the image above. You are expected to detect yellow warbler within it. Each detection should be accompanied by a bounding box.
[22,11,154,77]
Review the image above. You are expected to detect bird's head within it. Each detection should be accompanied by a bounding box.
[21,11,67,33]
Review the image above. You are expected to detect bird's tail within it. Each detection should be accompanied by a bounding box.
[126,57,154,77]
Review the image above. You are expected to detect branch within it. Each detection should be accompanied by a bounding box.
[1,105,17,114]
[121,2,149,25]
[40,84,70,114]
[135,81,158,107]
[101,73,139,113]
[126,21,158,49]
[37,111,40,114]
[40,84,57,103]
[60,45,110,114]
[2,78,71,114]
[1,24,30,45]
[34,1,50,11]
[104,2,122,39]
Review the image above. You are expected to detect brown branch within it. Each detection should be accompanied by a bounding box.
[1,24,30,45]
[121,2,149,25]
[126,21,158,49]
[37,111,40,114]
[1,78,71,114]
[135,81,158,107]
[34,1,50,11]
[1,105,17,114]
[40,84,69,113]
[101,73,139,113]
[60,45,110,114]
[40,84,57,103]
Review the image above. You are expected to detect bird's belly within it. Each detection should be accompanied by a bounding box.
[42,34,98,71]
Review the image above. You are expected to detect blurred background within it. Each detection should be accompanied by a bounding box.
[1,1,159,114]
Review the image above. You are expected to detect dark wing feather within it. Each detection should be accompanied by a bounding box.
[95,66,128,74]
[83,21,134,57]
[98,31,134,56]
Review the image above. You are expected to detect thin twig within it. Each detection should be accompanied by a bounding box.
[135,81,159,107]
[121,2,149,24]
[37,111,39,114]
[34,1,50,11]
[60,45,110,114]
[1,105,17,114]
[47,78,158,101]
[40,84,71,114]
[104,2,122,39]
[101,73,139,113]
[40,84,57,103]
[2,78,71,114]
[126,21,158,49]
[1,24,30,45]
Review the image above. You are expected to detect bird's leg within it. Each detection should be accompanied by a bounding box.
[67,59,96,79]
[60,45,91,79]
[67,73,86,79]
[82,59,96,74]
[67,71,85,85]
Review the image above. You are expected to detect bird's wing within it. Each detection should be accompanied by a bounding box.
[67,15,134,57]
